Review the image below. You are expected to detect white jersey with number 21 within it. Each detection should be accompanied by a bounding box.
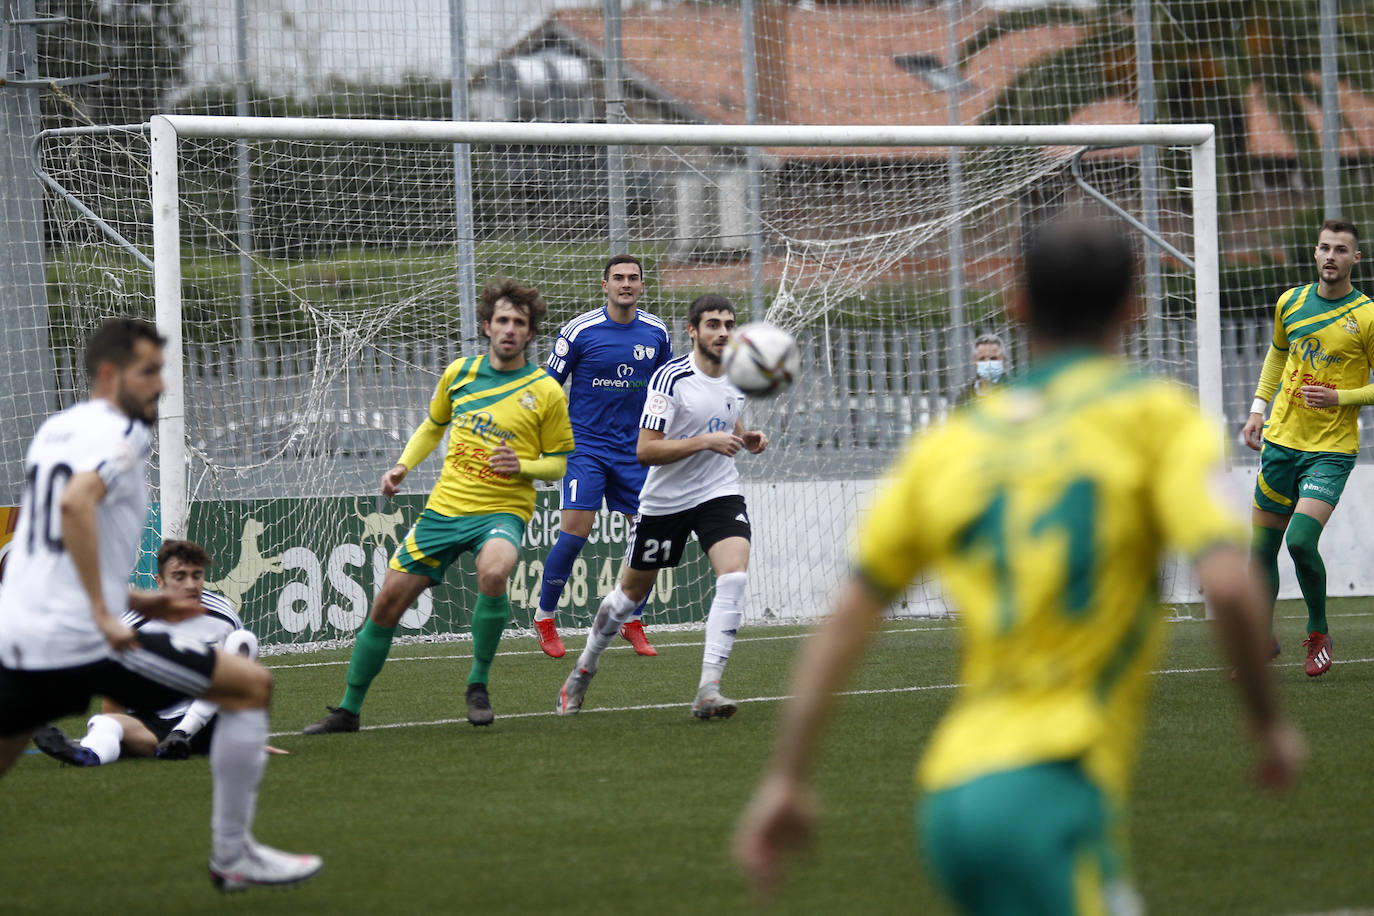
[637,352,747,516]
[0,399,151,671]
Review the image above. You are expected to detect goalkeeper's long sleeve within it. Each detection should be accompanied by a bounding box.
[1253,345,1287,402]
[396,417,446,470]
[517,454,567,482]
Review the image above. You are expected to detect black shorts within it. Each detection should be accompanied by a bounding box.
[134,710,217,756]
[0,631,218,738]
[627,494,752,570]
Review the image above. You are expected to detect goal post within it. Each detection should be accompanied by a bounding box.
[144,115,1218,649]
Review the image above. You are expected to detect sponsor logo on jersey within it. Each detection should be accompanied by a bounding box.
[592,376,649,389]
[617,363,635,378]
[707,417,730,433]
[1298,337,1342,370]
[454,410,515,444]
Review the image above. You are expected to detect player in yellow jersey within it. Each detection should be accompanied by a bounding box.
[735,219,1303,914]
[303,278,574,732]
[1241,219,1374,677]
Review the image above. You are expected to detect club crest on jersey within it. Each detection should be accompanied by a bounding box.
[1344,314,1360,337]
[633,344,655,361]
[519,391,537,411]
[554,337,570,357]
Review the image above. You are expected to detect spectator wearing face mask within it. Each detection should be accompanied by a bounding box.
[956,332,1009,406]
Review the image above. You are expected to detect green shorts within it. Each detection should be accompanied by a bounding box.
[1254,440,1356,514]
[918,761,1129,916]
[389,509,526,583]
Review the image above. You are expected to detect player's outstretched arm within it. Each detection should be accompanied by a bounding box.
[1196,546,1304,789]
[734,575,886,897]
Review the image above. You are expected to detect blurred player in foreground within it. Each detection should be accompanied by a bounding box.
[0,319,321,892]
[1241,219,1373,677]
[735,220,1303,913]
[303,277,573,732]
[556,294,767,719]
[31,539,282,765]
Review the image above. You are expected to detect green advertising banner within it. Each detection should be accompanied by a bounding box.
[189,492,713,648]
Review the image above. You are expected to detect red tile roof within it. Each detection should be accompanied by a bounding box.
[544,4,1373,161]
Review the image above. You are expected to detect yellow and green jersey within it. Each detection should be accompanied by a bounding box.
[854,353,1244,805]
[1262,284,1374,454]
[407,355,573,522]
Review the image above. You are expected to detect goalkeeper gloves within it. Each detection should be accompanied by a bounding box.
[155,729,191,760]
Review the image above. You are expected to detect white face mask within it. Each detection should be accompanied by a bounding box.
[975,359,1005,383]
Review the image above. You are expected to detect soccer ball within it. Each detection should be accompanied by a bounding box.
[723,322,799,397]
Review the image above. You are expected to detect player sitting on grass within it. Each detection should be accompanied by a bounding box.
[31,539,283,765]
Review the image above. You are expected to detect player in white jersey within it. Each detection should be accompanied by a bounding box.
[0,318,321,893]
[31,540,281,765]
[557,294,768,719]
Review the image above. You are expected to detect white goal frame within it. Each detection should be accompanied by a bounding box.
[148,115,1219,539]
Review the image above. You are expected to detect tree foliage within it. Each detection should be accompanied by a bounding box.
[963,1,1374,204]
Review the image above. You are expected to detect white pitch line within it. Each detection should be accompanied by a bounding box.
[269,655,1374,738]
[261,623,957,670]
[261,610,1369,671]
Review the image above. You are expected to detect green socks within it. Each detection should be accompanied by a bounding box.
[1286,512,1327,634]
[1250,523,1284,631]
[339,618,398,714]
[467,592,511,686]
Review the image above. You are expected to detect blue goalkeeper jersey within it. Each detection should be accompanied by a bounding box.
[545,306,673,456]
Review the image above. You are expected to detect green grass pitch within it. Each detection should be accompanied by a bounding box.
[3,599,1372,915]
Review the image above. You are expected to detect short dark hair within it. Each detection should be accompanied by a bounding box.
[1023,219,1135,344]
[157,539,211,575]
[603,254,644,281]
[84,318,165,379]
[1320,218,1360,245]
[687,293,736,329]
[477,277,548,339]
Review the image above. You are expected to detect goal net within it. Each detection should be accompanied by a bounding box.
[40,117,1218,650]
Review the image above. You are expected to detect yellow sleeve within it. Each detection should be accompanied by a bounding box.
[853,439,935,598]
[1253,344,1287,402]
[396,362,460,470]
[538,382,575,458]
[1148,395,1246,558]
[517,454,567,482]
[1336,383,1374,406]
[1254,293,1297,402]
